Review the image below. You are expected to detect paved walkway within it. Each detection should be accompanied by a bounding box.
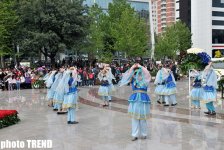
[0,79,224,150]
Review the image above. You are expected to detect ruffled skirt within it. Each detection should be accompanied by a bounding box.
[98,86,109,96]
[200,89,217,103]
[162,87,177,96]
[154,85,165,95]
[128,101,150,120]
[190,88,202,100]
[53,92,64,104]
[63,92,78,109]
[108,84,115,95]
[128,92,150,120]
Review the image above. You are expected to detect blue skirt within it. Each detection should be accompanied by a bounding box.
[200,89,217,103]
[128,101,150,120]
[128,92,150,120]
[47,89,55,100]
[190,88,202,101]
[108,84,115,95]
[162,87,177,96]
[98,86,109,96]
[63,92,78,109]
[54,92,64,104]
[154,85,165,95]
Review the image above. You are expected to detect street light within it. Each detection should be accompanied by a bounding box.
[149,0,155,59]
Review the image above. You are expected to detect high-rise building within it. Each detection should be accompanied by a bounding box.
[154,0,176,33]
[84,0,150,19]
[151,0,158,33]
[176,0,191,29]
[191,0,224,57]
[151,0,177,34]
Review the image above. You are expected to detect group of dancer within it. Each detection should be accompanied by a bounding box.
[44,67,79,124]
[44,56,218,141]
[190,61,218,115]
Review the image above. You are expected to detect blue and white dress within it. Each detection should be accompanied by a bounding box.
[128,79,150,120]
[200,70,217,103]
[154,69,166,95]
[98,76,110,97]
[190,76,202,101]
[63,77,78,109]
[47,72,57,100]
[162,73,177,96]
[53,73,64,105]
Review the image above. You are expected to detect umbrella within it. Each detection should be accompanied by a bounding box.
[187,48,205,54]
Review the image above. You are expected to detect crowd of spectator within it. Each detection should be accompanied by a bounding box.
[0,58,179,91]
[0,67,46,91]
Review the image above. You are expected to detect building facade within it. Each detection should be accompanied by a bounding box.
[153,0,176,33]
[84,0,149,19]
[151,0,177,34]
[191,0,224,57]
[151,0,158,33]
[176,0,191,29]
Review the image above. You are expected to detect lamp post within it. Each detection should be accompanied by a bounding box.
[149,0,155,59]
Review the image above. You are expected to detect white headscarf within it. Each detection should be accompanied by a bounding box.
[202,65,218,89]
[45,71,57,88]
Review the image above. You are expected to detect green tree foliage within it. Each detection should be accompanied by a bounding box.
[109,0,149,57]
[16,0,90,65]
[0,0,18,67]
[84,4,104,61]
[87,0,149,63]
[155,21,192,60]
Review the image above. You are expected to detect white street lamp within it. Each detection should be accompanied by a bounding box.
[149,0,155,59]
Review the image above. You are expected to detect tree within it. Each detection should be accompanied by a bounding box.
[84,4,104,62]
[16,0,90,66]
[86,0,149,63]
[155,21,192,60]
[109,0,149,57]
[0,0,18,67]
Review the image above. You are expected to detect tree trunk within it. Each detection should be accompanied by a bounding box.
[45,55,48,63]
[0,55,5,68]
[50,56,56,68]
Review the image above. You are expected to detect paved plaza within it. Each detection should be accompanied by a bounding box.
[0,79,224,150]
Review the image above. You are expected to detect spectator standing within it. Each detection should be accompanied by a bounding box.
[6,75,13,91]
[88,71,94,87]
[16,76,21,90]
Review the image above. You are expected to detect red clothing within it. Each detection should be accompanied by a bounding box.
[89,73,94,79]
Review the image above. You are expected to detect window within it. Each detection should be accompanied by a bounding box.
[212,49,224,58]
[212,11,224,17]
[212,29,224,44]
[213,0,224,8]
[212,20,224,25]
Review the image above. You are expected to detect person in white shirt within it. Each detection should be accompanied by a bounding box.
[6,76,13,91]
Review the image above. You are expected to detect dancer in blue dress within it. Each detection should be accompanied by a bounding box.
[201,62,218,115]
[119,63,151,141]
[190,70,202,109]
[51,67,64,111]
[154,64,166,104]
[64,67,79,124]
[162,65,177,107]
[98,68,111,107]
[45,70,57,107]
[104,65,115,102]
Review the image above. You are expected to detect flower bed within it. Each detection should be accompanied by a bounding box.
[0,110,20,129]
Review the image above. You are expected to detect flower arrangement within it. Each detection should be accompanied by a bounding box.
[0,110,20,129]
[180,52,211,75]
